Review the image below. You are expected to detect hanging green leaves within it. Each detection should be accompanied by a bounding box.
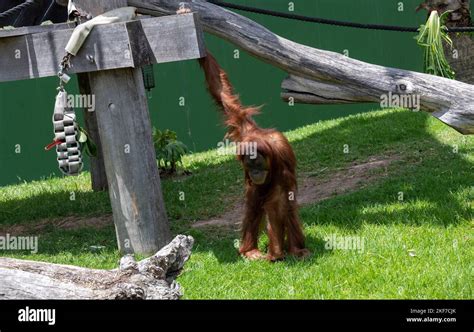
[77,125,98,158]
[416,10,456,79]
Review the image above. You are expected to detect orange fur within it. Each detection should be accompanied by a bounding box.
[199,53,309,260]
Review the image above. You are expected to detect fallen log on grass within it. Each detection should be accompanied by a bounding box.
[128,0,474,134]
[0,235,194,300]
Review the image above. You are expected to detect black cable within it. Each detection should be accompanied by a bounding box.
[0,0,39,20]
[208,0,474,33]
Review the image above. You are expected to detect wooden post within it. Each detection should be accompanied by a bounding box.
[74,0,170,254]
[0,3,205,254]
[77,73,108,191]
[72,0,117,192]
[74,0,150,193]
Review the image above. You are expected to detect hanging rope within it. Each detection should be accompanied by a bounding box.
[207,0,474,33]
[0,0,39,20]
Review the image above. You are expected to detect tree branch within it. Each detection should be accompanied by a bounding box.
[129,0,474,134]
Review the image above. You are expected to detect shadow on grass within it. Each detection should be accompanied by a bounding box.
[0,225,120,270]
[298,137,471,231]
[1,109,472,265]
[0,190,111,227]
[186,228,330,265]
[187,110,472,263]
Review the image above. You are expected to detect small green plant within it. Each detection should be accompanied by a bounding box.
[152,128,189,174]
[77,125,97,158]
[416,10,456,79]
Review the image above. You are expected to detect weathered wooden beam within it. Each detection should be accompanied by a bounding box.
[68,0,177,255]
[282,75,371,105]
[0,22,76,38]
[89,66,172,255]
[72,1,130,194]
[129,0,474,134]
[0,235,194,299]
[0,13,205,82]
[70,2,167,194]
[74,0,132,17]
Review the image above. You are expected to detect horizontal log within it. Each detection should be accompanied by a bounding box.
[0,13,205,82]
[129,0,474,134]
[282,75,372,105]
[0,235,194,300]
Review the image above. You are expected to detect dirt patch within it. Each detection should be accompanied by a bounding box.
[0,214,113,236]
[191,154,400,229]
[298,155,397,205]
[191,201,244,229]
[0,155,400,235]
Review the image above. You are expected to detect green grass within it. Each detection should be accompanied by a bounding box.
[0,108,472,299]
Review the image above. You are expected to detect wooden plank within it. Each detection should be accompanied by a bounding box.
[74,0,130,17]
[0,14,205,83]
[0,20,134,82]
[129,0,474,135]
[0,22,77,38]
[140,13,206,63]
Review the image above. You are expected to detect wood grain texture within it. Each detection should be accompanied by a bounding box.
[72,1,130,195]
[74,0,128,18]
[89,66,171,255]
[0,21,134,82]
[282,75,370,104]
[0,235,194,299]
[140,13,206,64]
[73,1,163,255]
[0,22,76,38]
[77,73,108,192]
[0,14,205,82]
[129,0,474,134]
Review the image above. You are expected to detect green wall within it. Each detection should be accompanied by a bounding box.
[0,0,427,186]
